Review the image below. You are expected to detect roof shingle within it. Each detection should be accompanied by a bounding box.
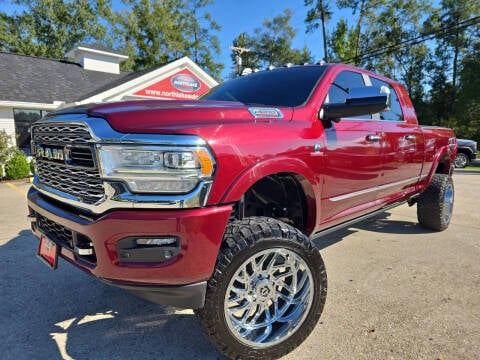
[0,51,132,104]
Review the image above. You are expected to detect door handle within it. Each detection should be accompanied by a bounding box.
[405,134,416,141]
[366,134,382,142]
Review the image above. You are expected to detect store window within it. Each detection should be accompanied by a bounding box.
[13,109,48,155]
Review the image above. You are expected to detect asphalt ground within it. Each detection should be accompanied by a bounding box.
[0,170,479,360]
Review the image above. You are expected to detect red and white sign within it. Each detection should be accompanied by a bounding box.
[134,68,211,100]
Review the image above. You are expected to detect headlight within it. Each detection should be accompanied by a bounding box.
[97,145,215,194]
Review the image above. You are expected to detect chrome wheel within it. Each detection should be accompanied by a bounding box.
[454,153,468,168]
[443,183,454,223]
[224,248,314,348]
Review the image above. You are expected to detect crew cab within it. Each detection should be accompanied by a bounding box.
[27,63,457,359]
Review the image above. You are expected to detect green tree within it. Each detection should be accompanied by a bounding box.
[0,130,15,166]
[230,32,262,77]
[184,0,222,78]
[230,9,312,75]
[328,19,357,63]
[304,0,332,61]
[113,0,223,78]
[333,0,386,64]
[359,0,432,109]
[0,0,112,59]
[434,0,480,89]
[455,42,480,142]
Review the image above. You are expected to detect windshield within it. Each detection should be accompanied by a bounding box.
[202,65,327,107]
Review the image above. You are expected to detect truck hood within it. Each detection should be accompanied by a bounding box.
[53,100,294,133]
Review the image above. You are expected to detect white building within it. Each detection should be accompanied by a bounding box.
[0,44,218,154]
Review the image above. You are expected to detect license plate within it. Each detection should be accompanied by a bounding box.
[37,234,58,269]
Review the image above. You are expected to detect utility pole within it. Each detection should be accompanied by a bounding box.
[230,46,251,76]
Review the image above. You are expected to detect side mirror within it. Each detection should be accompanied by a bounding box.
[320,86,391,122]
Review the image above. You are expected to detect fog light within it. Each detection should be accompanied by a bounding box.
[136,237,176,246]
[117,236,180,264]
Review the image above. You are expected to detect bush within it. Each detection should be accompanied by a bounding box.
[5,151,30,180]
[29,159,35,175]
[0,130,14,165]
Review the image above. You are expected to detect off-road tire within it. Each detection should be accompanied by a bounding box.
[197,217,327,360]
[454,152,469,168]
[417,174,454,231]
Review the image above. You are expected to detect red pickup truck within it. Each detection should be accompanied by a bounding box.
[28,63,456,359]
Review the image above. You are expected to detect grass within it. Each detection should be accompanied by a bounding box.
[461,154,480,171]
[464,165,480,171]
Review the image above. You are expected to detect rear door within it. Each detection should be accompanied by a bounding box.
[369,77,424,201]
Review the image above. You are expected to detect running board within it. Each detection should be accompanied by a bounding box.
[310,200,408,241]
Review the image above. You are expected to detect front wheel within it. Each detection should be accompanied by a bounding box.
[417,174,454,231]
[454,153,469,168]
[197,217,327,360]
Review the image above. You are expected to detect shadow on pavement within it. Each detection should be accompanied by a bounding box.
[0,229,225,360]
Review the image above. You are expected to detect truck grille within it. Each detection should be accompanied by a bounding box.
[36,160,104,204]
[32,123,105,205]
[32,124,93,143]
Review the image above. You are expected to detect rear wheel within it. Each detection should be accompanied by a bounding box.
[197,217,327,360]
[417,174,454,231]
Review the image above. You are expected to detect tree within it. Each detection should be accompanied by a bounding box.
[230,9,313,76]
[358,0,433,110]
[328,19,357,63]
[113,0,223,78]
[183,0,222,78]
[0,0,112,59]
[334,0,385,65]
[304,0,332,61]
[230,32,262,76]
[434,0,480,89]
[454,41,480,142]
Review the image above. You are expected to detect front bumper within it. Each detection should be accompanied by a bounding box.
[28,187,232,308]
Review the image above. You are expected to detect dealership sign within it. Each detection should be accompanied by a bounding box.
[134,68,211,100]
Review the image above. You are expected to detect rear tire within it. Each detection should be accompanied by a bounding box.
[417,174,454,231]
[197,217,327,360]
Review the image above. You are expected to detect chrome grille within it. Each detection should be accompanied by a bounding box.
[69,146,95,167]
[36,160,104,204]
[32,124,93,143]
[32,122,105,205]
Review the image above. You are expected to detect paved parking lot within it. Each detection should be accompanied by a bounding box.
[1,171,479,360]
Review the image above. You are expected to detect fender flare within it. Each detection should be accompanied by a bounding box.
[422,146,454,188]
[220,156,318,202]
[220,156,320,233]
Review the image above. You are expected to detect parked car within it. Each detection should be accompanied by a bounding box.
[454,139,477,168]
[27,63,457,359]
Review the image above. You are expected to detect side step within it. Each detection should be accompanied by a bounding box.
[310,200,408,242]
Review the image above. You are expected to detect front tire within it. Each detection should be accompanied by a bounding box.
[454,153,469,168]
[417,174,454,231]
[197,217,327,360]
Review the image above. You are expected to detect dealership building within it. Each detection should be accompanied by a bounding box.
[0,44,218,154]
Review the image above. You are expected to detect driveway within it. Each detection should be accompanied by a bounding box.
[0,173,479,359]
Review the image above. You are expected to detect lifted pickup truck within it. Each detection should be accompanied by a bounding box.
[28,63,457,359]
